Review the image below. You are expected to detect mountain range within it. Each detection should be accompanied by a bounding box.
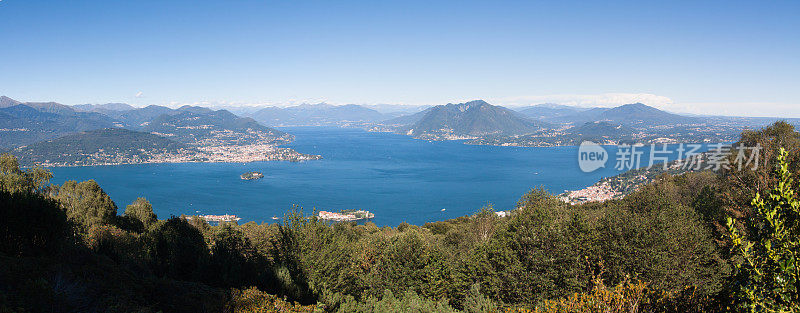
[0,99,119,150]
[515,102,702,126]
[11,128,192,166]
[515,103,590,120]
[389,100,550,139]
[247,103,388,126]
[73,103,137,116]
[4,94,785,156]
[0,96,289,151]
[144,109,290,145]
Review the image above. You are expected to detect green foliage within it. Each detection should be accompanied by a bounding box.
[599,176,728,297]
[11,128,191,167]
[86,223,146,264]
[727,148,800,312]
[335,289,458,313]
[50,179,118,229]
[227,287,317,312]
[721,121,800,218]
[0,190,70,257]
[472,205,498,243]
[8,119,798,313]
[206,222,265,288]
[533,276,648,313]
[0,153,52,194]
[123,197,157,231]
[0,156,734,312]
[273,208,318,303]
[462,283,499,313]
[470,190,593,304]
[146,217,209,281]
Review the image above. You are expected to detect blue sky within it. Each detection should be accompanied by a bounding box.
[0,0,798,116]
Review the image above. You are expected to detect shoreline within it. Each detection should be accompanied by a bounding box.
[34,156,322,168]
[20,144,322,168]
[362,126,730,148]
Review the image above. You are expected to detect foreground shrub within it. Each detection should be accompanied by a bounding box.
[227,287,317,313]
[532,276,646,313]
[334,289,457,313]
[727,148,800,312]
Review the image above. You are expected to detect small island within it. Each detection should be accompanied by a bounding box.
[240,171,265,180]
[317,209,374,222]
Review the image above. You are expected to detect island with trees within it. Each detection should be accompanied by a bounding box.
[240,171,265,180]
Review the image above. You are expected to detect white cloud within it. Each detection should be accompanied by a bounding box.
[490,94,800,117]
[135,91,144,98]
[672,102,800,118]
[162,98,337,109]
[490,93,675,109]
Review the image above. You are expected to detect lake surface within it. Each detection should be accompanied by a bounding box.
[50,127,704,226]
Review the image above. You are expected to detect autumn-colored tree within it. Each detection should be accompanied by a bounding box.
[227,287,317,313]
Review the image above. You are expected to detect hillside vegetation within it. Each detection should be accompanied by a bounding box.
[392,100,550,139]
[11,128,193,166]
[1,122,799,312]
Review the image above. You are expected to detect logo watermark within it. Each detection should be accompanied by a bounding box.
[578,142,761,173]
[578,141,609,172]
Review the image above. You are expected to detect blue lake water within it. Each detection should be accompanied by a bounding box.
[49,127,706,226]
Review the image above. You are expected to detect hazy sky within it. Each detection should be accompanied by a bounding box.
[1,0,798,117]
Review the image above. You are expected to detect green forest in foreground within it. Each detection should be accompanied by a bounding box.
[2,122,800,313]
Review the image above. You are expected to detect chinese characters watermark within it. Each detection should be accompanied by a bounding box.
[578,141,761,173]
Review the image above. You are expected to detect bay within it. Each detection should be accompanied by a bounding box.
[49,127,706,226]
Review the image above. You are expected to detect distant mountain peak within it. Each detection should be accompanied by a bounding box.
[405,100,548,138]
[2,104,46,116]
[582,103,698,126]
[73,102,135,113]
[442,100,491,112]
[450,99,489,107]
[293,103,336,109]
[0,96,22,108]
[616,102,653,110]
[248,103,386,126]
[177,105,215,115]
[533,103,565,109]
[606,103,667,115]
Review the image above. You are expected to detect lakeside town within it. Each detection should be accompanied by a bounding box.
[22,143,322,168]
[10,123,323,167]
[560,181,621,204]
[317,210,375,222]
